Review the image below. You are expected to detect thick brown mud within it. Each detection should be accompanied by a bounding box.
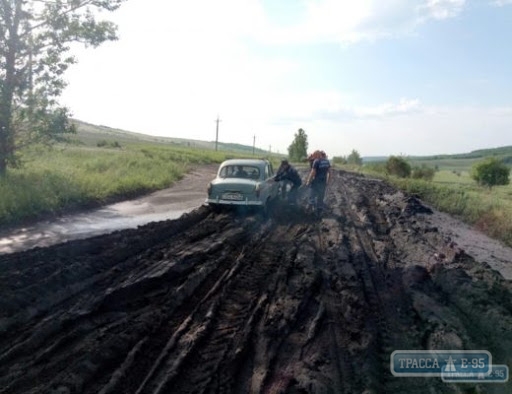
[1,170,511,393]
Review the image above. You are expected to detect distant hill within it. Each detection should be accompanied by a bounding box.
[362,146,512,171]
[409,146,512,169]
[71,119,273,156]
[410,146,512,161]
[363,146,512,162]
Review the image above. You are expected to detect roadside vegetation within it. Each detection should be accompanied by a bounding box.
[0,142,239,226]
[361,154,512,247]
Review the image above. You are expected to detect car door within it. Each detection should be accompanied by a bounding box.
[265,162,278,199]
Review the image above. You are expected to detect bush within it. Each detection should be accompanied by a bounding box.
[412,165,436,181]
[97,140,122,148]
[471,157,510,188]
[386,156,411,178]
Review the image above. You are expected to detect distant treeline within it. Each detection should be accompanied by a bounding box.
[410,146,512,161]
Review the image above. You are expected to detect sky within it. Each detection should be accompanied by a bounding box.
[61,0,512,157]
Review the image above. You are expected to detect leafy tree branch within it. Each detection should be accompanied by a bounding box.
[0,0,126,175]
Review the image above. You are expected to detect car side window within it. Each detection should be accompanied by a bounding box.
[219,166,230,178]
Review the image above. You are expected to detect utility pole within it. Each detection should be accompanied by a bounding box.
[215,115,221,151]
[253,135,256,155]
[269,145,272,154]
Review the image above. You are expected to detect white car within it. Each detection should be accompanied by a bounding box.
[206,158,280,213]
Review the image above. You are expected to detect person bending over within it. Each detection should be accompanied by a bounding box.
[274,160,302,204]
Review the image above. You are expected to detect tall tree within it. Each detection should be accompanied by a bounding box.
[288,128,308,162]
[0,0,126,176]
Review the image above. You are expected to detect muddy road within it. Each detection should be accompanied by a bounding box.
[1,170,512,393]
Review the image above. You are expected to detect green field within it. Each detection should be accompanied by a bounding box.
[411,147,512,170]
[412,158,479,171]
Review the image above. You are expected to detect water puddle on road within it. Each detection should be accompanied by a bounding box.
[0,192,211,255]
[0,204,195,254]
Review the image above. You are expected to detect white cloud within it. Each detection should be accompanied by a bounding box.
[247,0,467,46]
[111,0,467,48]
[419,0,466,20]
[353,98,422,117]
[265,96,423,121]
[489,106,512,115]
[491,0,512,6]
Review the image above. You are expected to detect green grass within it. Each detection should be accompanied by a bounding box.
[411,158,480,171]
[433,169,474,184]
[0,142,260,226]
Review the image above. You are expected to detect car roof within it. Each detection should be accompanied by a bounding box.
[220,159,270,167]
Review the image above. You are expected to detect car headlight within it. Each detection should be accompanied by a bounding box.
[207,182,212,195]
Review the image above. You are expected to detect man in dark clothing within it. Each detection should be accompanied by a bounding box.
[274,160,302,204]
[305,151,331,215]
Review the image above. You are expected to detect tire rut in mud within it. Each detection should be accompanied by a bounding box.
[1,170,512,393]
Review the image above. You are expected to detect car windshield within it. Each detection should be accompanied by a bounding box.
[219,165,260,179]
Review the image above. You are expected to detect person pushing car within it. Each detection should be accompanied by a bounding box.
[305,150,331,215]
[274,160,302,204]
